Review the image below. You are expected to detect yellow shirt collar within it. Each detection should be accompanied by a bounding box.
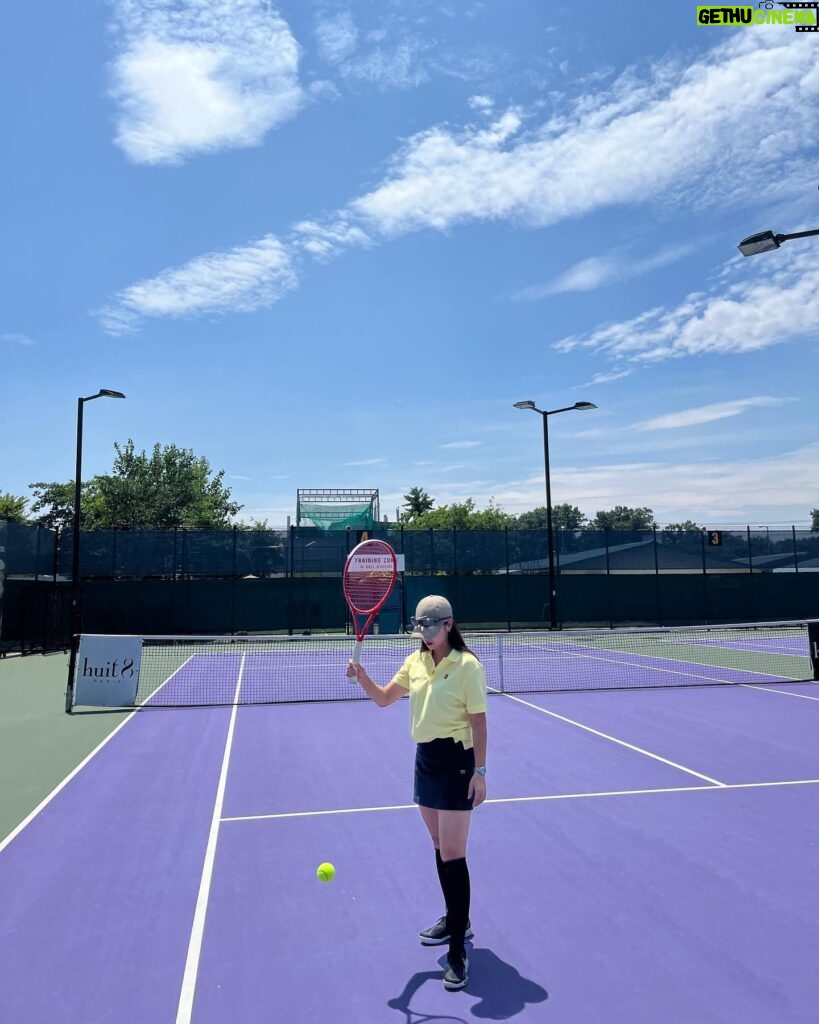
[422,648,463,667]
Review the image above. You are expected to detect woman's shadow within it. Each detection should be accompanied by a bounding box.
[388,947,548,1021]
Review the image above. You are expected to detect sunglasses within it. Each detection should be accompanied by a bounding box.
[410,616,451,629]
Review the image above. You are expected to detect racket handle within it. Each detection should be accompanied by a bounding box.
[348,640,363,684]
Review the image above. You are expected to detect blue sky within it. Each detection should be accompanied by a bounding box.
[2,0,818,529]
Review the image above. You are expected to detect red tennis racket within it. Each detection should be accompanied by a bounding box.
[343,539,398,670]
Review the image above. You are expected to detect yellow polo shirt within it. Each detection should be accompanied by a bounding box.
[392,648,487,748]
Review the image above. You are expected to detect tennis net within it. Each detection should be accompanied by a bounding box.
[70,619,819,708]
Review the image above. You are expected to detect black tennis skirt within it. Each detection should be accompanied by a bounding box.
[414,738,475,811]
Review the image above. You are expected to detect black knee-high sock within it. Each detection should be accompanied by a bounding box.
[440,857,470,957]
[435,848,448,917]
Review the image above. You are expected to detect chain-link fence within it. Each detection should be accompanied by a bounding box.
[4,523,819,579]
[1,522,817,651]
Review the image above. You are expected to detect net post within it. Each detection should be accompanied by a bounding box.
[809,622,819,680]
[65,633,78,713]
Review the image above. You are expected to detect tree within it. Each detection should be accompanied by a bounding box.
[408,498,512,530]
[92,441,242,528]
[240,519,274,531]
[812,508,819,531]
[28,481,83,530]
[514,504,587,531]
[29,441,242,531]
[0,492,30,523]
[402,486,434,522]
[661,521,705,549]
[590,506,656,531]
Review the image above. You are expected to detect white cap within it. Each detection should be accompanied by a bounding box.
[410,595,453,635]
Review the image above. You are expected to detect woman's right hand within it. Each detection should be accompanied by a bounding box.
[347,660,365,683]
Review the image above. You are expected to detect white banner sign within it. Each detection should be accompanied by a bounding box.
[348,553,395,572]
[74,635,142,707]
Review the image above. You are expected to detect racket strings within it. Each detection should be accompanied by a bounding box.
[345,572,393,613]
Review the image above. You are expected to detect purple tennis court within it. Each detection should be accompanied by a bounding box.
[2,628,819,1022]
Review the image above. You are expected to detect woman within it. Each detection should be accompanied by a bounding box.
[347,594,488,991]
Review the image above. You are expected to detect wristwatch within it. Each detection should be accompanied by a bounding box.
[473,766,487,776]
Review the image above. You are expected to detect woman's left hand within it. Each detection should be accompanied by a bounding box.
[468,772,487,808]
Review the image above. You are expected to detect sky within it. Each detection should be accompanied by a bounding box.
[2,0,818,530]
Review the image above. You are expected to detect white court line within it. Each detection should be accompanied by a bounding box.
[740,683,819,702]
[221,777,819,823]
[175,655,245,1024]
[0,655,196,856]
[497,690,726,786]
[531,646,808,685]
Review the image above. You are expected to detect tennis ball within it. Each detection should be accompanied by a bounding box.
[316,862,335,883]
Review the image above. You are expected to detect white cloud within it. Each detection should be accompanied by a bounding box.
[340,37,431,90]
[439,440,481,449]
[100,30,819,331]
[468,94,494,113]
[489,443,819,525]
[554,247,819,363]
[513,244,694,300]
[574,369,633,388]
[350,32,819,235]
[315,11,358,65]
[242,442,819,526]
[1,332,34,345]
[345,458,387,466]
[630,397,797,432]
[291,218,372,262]
[111,0,304,164]
[100,234,298,332]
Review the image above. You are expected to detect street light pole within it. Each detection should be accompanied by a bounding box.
[70,396,85,650]
[66,389,126,712]
[541,410,556,628]
[514,399,597,629]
